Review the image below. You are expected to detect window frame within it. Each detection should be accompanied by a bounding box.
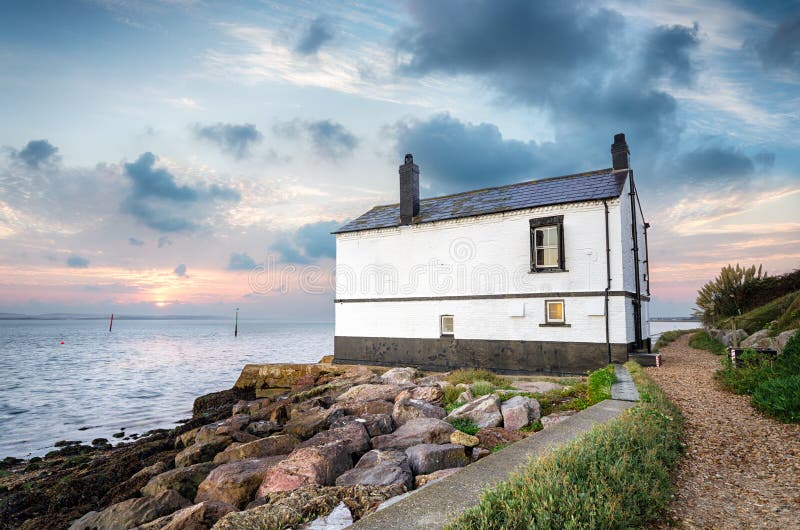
[544,299,567,325]
[440,314,454,337]
[529,215,565,272]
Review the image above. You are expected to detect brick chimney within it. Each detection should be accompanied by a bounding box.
[611,133,630,170]
[399,153,419,225]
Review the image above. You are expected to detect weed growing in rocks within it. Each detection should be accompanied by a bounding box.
[587,365,616,403]
[448,418,479,435]
[446,369,512,389]
[470,380,495,397]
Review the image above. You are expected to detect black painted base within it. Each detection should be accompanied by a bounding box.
[333,336,632,375]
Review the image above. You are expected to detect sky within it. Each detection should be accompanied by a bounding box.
[0,0,798,320]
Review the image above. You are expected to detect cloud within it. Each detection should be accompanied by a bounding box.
[121,152,240,233]
[271,239,311,264]
[11,139,60,168]
[296,16,335,55]
[755,16,800,71]
[641,24,700,87]
[66,255,89,268]
[228,252,257,270]
[174,263,187,277]
[158,236,172,248]
[270,220,339,264]
[390,113,545,193]
[678,145,774,183]
[274,119,358,160]
[194,122,263,158]
[128,237,145,246]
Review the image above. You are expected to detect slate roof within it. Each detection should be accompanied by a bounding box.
[333,168,628,234]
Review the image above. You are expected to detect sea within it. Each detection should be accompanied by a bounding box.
[0,319,331,459]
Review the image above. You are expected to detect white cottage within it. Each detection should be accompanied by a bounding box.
[332,134,650,374]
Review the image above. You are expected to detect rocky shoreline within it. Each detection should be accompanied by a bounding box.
[0,361,584,530]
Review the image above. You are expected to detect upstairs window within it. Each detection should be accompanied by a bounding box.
[440,315,454,336]
[530,215,565,272]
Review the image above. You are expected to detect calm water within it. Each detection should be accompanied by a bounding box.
[0,319,331,459]
[649,320,702,342]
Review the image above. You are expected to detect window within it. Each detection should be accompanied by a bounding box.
[530,215,565,272]
[545,300,565,323]
[440,315,454,336]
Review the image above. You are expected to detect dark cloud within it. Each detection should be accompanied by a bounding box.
[296,16,335,55]
[194,123,263,158]
[228,252,257,270]
[158,236,172,248]
[271,239,311,264]
[755,16,800,70]
[679,146,761,182]
[121,152,240,233]
[274,119,358,160]
[66,255,89,268]
[641,24,699,86]
[12,139,60,168]
[174,264,187,277]
[271,220,339,264]
[391,113,545,193]
[128,237,145,247]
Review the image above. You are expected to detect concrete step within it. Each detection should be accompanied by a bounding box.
[629,353,661,367]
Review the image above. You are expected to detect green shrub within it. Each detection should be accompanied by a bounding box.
[654,328,699,351]
[718,290,800,335]
[471,380,495,397]
[751,375,800,423]
[442,385,462,409]
[587,365,616,404]
[716,350,778,395]
[689,331,727,355]
[448,417,479,435]
[446,362,684,530]
[446,369,512,389]
[696,263,766,324]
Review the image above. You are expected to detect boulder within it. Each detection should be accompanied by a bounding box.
[330,413,394,437]
[68,490,191,530]
[246,420,282,437]
[457,389,473,403]
[284,407,345,439]
[332,399,394,417]
[540,410,576,429]
[741,329,772,348]
[776,329,798,353]
[214,414,251,436]
[131,461,169,482]
[510,381,565,394]
[229,431,260,444]
[501,396,541,431]
[132,500,236,530]
[395,386,444,405]
[392,398,446,426]
[257,443,353,495]
[195,456,286,509]
[404,443,469,475]
[234,363,376,399]
[213,433,300,464]
[380,367,418,386]
[175,428,200,449]
[302,502,353,530]
[175,435,232,468]
[471,447,491,461]
[475,427,524,450]
[446,394,503,429]
[415,374,446,386]
[298,421,370,457]
[194,422,225,445]
[336,384,405,403]
[371,417,455,451]
[141,462,215,500]
[449,430,479,447]
[249,399,290,423]
[335,449,413,490]
[414,467,462,488]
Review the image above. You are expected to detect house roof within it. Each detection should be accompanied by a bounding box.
[333,168,628,234]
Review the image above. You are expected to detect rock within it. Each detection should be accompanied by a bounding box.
[301,501,353,530]
[436,381,453,391]
[233,398,273,416]
[246,420,282,437]
[284,407,345,439]
[741,329,772,348]
[501,395,541,430]
[194,422,225,445]
[405,443,469,475]
[414,467,462,488]
[475,427,524,450]
[450,430,479,447]
[229,430,260,444]
[540,410,577,429]
[471,447,491,461]
[511,381,565,394]
[131,461,169,482]
[68,490,191,530]
[336,384,405,403]
[234,363,377,399]
[457,389,473,403]
[249,399,290,423]
[289,396,336,417]
[776,329,798,353]
[446,394,503,429]
[380,367,418,386]
[330,413,394,437]
[392,398,446,426]
[215,414,250,436]
[335,449,413,490]
[132,500,236,530]
[213,434,300,464]
[332,399,394,417]
[257,443,353,495]
[415,374,445,386]
[371,417,455,451]
[195,456,286,509]
[175,428,200,449]
[298,422,370,457]
[175,435,232,468]
[141,462,216,500]
[395,386,444,405]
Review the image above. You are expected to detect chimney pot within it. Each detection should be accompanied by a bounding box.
[399,153,420,225]
[611,133,630,170]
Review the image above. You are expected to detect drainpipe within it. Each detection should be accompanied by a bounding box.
[629,174,643,350]
[604,200,612,365]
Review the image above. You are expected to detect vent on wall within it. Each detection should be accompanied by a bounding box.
[440,315,454,336]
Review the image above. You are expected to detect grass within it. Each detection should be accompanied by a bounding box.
[717,290,800,335]
[446,362,684,530]
[654,328,700,352]
[689,330,727,356]
[491,444,508,453]
[587,365,616,403]
[751,375,800,423]
[470,380,495,397]
[448,417,479,435]
[446,369,513,389]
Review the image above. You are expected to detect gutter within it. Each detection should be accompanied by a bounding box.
[628,172,643,349]
[604,199,612,365]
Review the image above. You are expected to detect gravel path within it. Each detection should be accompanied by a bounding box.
[646,335,800,529]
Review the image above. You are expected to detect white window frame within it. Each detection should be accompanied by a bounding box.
[545,299,565,324]
[534,226,560,269]
[440,314,454,336]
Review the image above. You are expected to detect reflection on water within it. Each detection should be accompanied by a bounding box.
[0,319,331,458]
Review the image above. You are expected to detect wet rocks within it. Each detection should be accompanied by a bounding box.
[195,456,286,509]
[246,420,281,437]
[141,462,215,500]
[174,435,232,468]
[371,417,455,451]
[404,444,469,475]
[392,398,446,426]
[257,443,353,495]
[446,394,503,429]
[501,395,541,431]
[335,449,413,490]
[68,490,191,530]
[213,434,300,464]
